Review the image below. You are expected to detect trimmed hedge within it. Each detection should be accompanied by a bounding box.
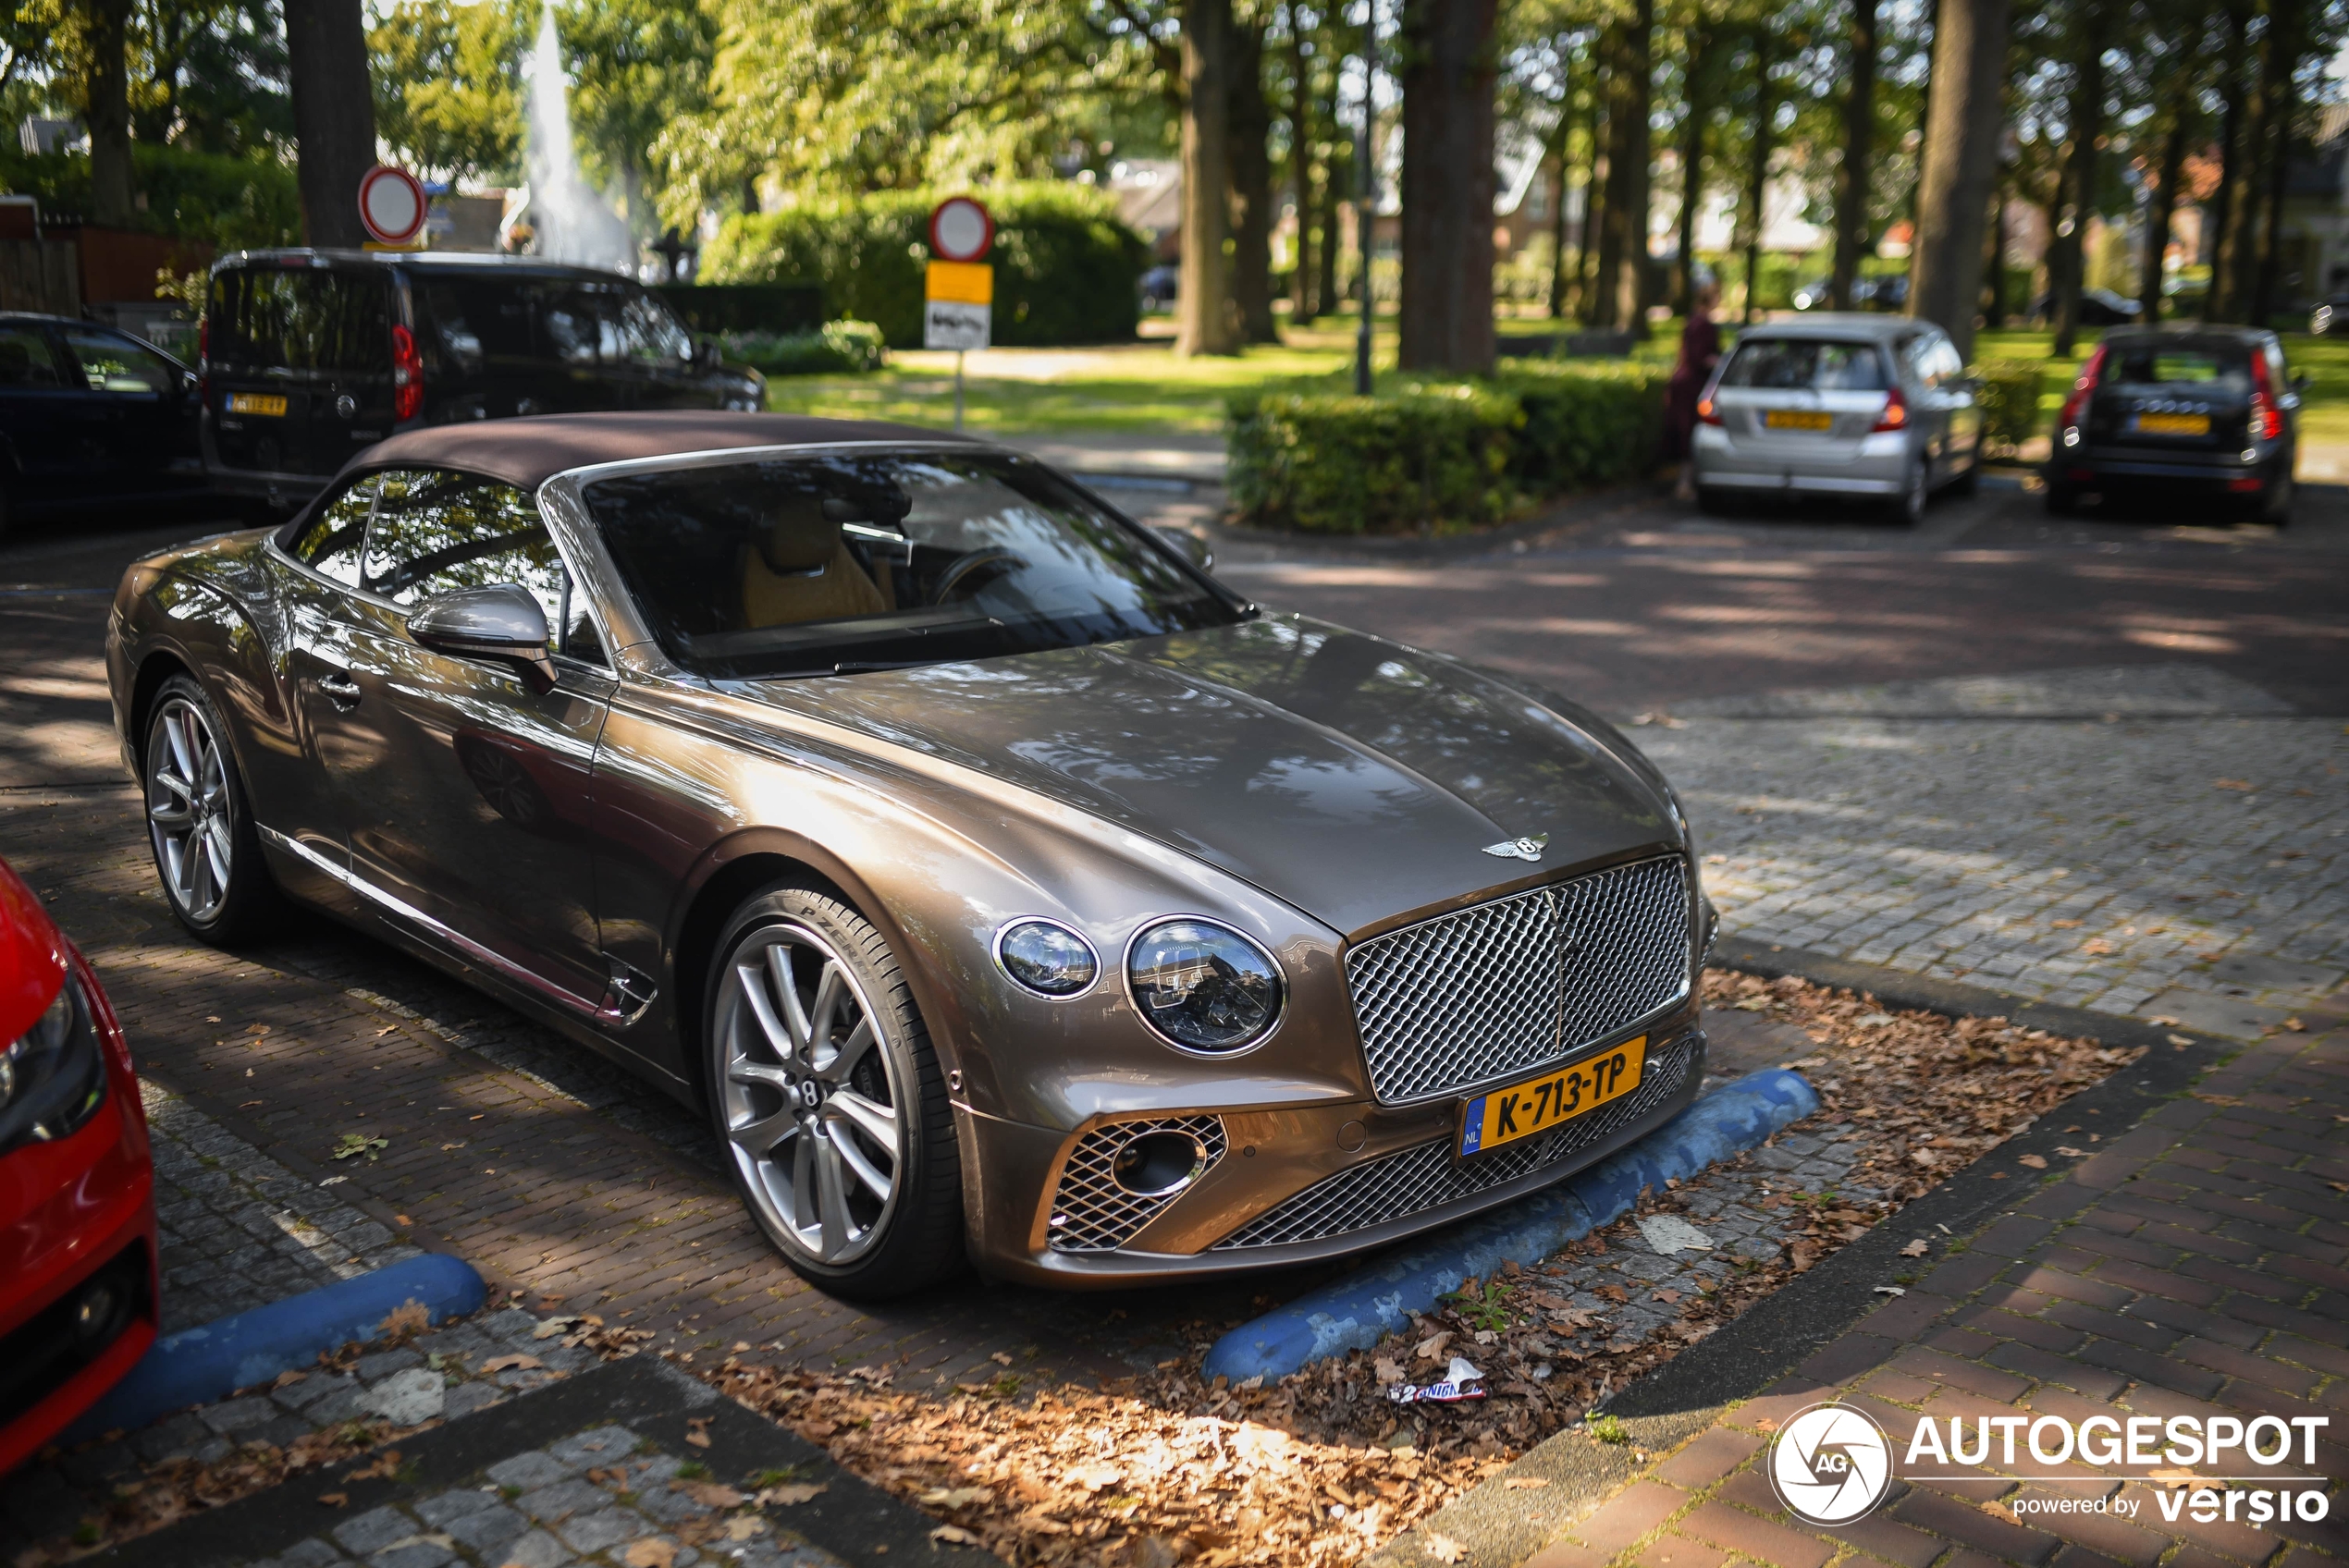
[655,282,824,337]
[720,321,887,376]
[699,184,1150,349]
[1228,363,1668,534]
[1969,360,2045,456]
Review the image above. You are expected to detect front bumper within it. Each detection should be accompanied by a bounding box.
[964,1004,1707,1287]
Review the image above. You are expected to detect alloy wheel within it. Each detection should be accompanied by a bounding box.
[146,696,235,925]
[715,923,906,1266]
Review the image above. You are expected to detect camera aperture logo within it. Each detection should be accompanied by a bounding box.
[1769,1403,1897,1525]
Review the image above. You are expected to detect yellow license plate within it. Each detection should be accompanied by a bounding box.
[2134,412,2209,435]
[1458,1035,1647,1158]
[1764,410,1834,431]
[227,393,287,417]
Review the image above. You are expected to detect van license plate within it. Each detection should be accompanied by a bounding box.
[1457,1036,1647,1158]
[1763,410,1834,431]
[2132,412,2209,435]
[227,393,288,417]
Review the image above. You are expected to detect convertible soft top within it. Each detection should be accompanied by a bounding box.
[351,411,978,494]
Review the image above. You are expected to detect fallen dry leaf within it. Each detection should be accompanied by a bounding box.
[931,1525,983,1548]
[377,1301,430,1340]
[480,1354,542,1374]
[2016,1154,2048,1170]
[623,1541,678,1568]
[2055,1146,2088,1158]
[683,1417,712,1450]
[316,1493,348,1508]
[1503,1476,1550,1489]
[671,1480,745,1508]
[2149,1469,2226,1493]
[757,1482,828,1506]
[918,1486,992,1509]
[1900,1239,1930,1257]
[725,1517,768,1541]
[1425,1532,1467,1563]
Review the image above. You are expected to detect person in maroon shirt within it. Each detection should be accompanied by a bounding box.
[1666,275,1724,501]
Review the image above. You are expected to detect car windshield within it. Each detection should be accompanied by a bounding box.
[583,451,1242,679]
[1719,339,1890,391]
[2106,345,2250,390]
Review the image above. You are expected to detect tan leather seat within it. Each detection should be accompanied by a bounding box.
[739,495,889,629]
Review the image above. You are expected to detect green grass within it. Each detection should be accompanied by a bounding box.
[761,312,2349,445]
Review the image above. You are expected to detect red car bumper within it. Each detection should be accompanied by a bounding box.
[0,948,160,1476]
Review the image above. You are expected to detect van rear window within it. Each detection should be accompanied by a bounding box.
[2107,348,2249,390]
[418,278,694,374]
[209,268,391,374]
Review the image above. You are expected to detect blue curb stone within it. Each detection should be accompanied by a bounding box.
[1200,1068,1819,1383]
[64,1253,486,1445]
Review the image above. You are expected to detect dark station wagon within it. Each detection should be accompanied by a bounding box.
[202,251,766,510]
[2045,326,2302,521]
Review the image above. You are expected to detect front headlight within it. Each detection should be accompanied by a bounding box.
[1127,920,1283,1052]
[995,919,1100,998]
[2,970,108,1156]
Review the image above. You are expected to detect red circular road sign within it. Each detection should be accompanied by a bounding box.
[358,165,428,247]
[929,196,994,263]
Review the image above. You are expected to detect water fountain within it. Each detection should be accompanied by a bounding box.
[519,2,635,273]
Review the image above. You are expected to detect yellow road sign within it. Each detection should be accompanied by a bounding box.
[926,261,993,305]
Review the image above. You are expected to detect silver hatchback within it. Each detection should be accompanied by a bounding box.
[1691,315,1983,523]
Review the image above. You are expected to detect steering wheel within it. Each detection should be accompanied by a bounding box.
[932,546,1023,602]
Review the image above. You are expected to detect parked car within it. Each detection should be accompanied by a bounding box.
[201,251,768,511]
[2043,325,2300,521]
[0,856,157,1475]
[0,312,204,540]
[107,410,1716,1299]
[1140,265,1179,312]
[1789,275,1908,312]
[2028,288,2140,325]
[1691,314,1983,523]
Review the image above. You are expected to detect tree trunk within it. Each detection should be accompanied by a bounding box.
[2202,2,2250,320]
[1983,180,2008,326]
[286,0,379,249]
[2048,6,2105,358]
[1740,28,1773,325]
[1907,0,2009,361]
[1574,81,1605,320]
[1672,25,1710,316]
[2249,0,2302,325]
[1547,59,1575,320]
[1230,18,1281,344]
[2139,103,2190,325]
[1178,0,1240,355]
[1319,132,1347,321]
[1396,0,1499,374]
[1592,2,1652,331]
[83,0,136,227]
[1828,0,1879,312]
[2216,13,2278,325]
[1285,2,1318,321]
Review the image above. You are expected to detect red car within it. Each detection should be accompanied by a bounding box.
[0,858,157,1474]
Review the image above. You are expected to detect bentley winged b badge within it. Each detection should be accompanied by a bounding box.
[1482,833,1550,863]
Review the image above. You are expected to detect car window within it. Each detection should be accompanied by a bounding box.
[1719,339,1889,392]
[619,291,693,364]
[0,324,66,387]
[583,450,1241,680]
[209,267,392,374]
[361,470,570,627]
[2107,346,2248,390]
[60,327,177,393]
[287,477,375,586]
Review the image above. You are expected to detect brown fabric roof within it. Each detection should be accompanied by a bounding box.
[349,412,979,493]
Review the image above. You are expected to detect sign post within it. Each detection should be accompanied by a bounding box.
[924,196,994,430]
[357,164,428,251]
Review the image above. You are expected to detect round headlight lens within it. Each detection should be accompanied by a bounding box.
[1127,920,1283,1051]
[996,920,1099,998]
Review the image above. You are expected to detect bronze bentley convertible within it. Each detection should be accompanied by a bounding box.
[105,412,1715,1297]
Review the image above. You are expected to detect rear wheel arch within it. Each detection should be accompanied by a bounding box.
[128,650,197,776]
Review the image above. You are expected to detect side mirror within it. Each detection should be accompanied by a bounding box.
[1153,526,1214,574]
[2291,370,2311,393]
[410,583,558,693]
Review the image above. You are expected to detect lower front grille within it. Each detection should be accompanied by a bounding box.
[1210,1034,1698,1251]
[1046,1115,1228,1253]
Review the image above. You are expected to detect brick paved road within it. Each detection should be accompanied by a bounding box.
[1437,987,2349,1568]
[3,485,2341,1472]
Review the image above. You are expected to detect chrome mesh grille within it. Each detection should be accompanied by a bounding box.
[1046,1115,1227,1253]
[1347,855,1692,1105]
[1211,1034,1698,1250]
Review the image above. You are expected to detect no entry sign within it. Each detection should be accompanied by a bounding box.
[928,196,993,263]
[358,165,428,248]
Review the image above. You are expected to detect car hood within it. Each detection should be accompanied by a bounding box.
[728,616,1682,938]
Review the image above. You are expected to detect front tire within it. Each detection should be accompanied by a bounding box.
[705,885,963,1298]
[1891,460,1927,526]
[142,675,281,944]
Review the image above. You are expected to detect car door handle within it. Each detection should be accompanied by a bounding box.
[316,670,362,709]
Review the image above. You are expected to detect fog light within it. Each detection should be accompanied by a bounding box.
[1111,1130,1208,1196]
[74,1282,119,1341]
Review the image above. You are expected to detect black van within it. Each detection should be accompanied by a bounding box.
[202,251,766,508]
